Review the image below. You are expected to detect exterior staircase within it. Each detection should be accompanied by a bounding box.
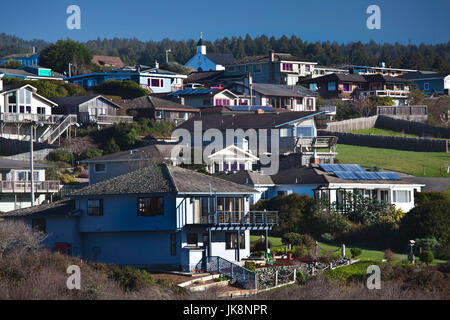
[38,115,77,144]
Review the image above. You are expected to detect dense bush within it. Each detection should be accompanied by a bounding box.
[384,249,395,262]
[244,261,256,272]
[420,250,434,265]
[94,80,150,99]
[281,233,304,247]
[79,148,103,160]
[253,238,270,252]
[105,138,121,154]
[350,248,362,259]
[48,150,73,163]
[0,220,46,257]
[415,237,440,255]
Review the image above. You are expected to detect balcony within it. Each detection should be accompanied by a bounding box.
[0,113,65,124]
[0,181,60,193]
[79,114,134,125]
[359,90,409,99]
[192,211,278,230]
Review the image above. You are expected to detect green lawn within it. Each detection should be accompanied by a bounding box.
[349,128,423,138]
[335,144,450,177]
[250,235,446,265]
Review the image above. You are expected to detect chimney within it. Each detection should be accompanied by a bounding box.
[310,149,320,164]
[269,50,275,62]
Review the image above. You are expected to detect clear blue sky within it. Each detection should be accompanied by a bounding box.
[1,0,449,44]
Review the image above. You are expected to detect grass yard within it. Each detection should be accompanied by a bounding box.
[349,127,423,138]
[250,235,446,265]
[335,144,450,177]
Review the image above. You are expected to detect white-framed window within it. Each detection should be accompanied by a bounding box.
[392,190,411,203]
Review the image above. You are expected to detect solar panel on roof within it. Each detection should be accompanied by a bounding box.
[377,172,401,180]
[334,171,359,180]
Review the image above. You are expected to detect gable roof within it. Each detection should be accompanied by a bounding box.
[233,82,317,97]
[187,71,224,83]
[0,200,75,218]
[81,144,177,163]
[208,145,259,161]
[401,71,447,80]
[124,95,200,112]
[0,158,50,169]
[228,53,315,65]
[49,95,122,109]
[70,164,255,197]
[177,111,323,131]
[215,171,274,186]
[92,55,125,68]
[301,73,411,84]
[205,53,236,66]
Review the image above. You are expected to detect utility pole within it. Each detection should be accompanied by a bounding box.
[30,124,34,206]
[68,63,72,78]
[165,49,172,64]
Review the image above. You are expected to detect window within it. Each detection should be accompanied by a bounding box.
[94,163,106,173]
[149,78,164,87]
[393,190,411,203]
[282,63,293,71]
[305,65,311,72]
[328,82,336,91]
[280,128,292,137]
[225,232,245,249]
[424,83,430,91]
[32,218,46,233]
[170,233,176,256]
[358,83,364,90]
[87,199,103,216]
[253,64,261,73]
[137,197,164,216]
[296,126,313,137]
[309,83,318,91]
[380,190,389,202]
[187,233,198,246]
[37,107,46,115]
[87,79,97,87]
[342,83,352,92]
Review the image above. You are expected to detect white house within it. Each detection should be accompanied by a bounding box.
[206,145,259,174]
[184,35,236,72]
[0,158,60,212]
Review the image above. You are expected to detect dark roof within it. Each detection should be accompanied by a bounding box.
[273,166,420,185]
[0,158,50,169]
[81,144,176,163]
[205,53,236,66]
[301,73,410,84]
[228,53,315,65]
[124,96,199,112]
[0,84,24,94]
[177,111,322,131]
[0,200,75,218]
[233,82,316,97]
[187,71,224,83]
[215,171,274,186]
[49,95,122,109]
[401,71,446,80]
[71,164,255,196]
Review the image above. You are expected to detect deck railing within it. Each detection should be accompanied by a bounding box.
[0,113,65,124]
[0,181,60,193]
[196,210,278,226]
[194,256,257,289]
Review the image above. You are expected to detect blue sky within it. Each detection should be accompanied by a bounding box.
[1,0,449,44]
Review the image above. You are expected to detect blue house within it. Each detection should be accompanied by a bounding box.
[0,53,40,67]
[401,71,450,95]
[184,36,235,71]
[67,65,187,94]
[1,164,277,271]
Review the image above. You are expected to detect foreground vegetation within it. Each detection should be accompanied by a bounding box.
[335,144,450,177]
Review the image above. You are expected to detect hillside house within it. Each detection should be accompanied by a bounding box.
[0,158,60,212]
[50,95,133,126]
[0,164,278,271]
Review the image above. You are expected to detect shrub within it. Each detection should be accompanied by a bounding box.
[420,250,434,265]
[80,148,103,160]
[294,245,308,259]
[94,80,150,99]
[105,137,121,154]
[48,150,72,163]
[350,248,362,259]
[253,238,270,252]
[415,237,440,255]
[59,173,80,185]
[244,262,256,272]
[319,250,336,263]
[77,170,89,179]
[0,220,46,257]
[296,270,309,285]
[282,233,303,247]
[384,249,395,262]
[320,233,333,242]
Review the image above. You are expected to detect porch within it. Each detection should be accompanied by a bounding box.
[0,180,60,193]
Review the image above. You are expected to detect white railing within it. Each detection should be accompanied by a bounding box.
[0,180,60,193]
[359,90,409,98]
[95,115,134,124]
[0,113,65,124]
[39,115,77,144]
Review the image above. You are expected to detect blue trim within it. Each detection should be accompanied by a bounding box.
[274,111,326,128]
